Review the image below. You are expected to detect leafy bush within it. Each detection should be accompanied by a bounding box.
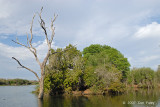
[127,67,155,88]
[82,44,129,92]
[44,44,84,94]
[44,44,130,94]
[83,44,130,79]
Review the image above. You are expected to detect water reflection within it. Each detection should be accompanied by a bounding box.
[39,89,160,107]
[38,99,43,107]
[1,86,159,107]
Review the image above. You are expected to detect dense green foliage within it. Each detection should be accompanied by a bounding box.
[0,78,38,85]
[127,67,155,88]
[83,44,130,92]
[43,44,160,95]
[44,44,84,94]
[44,44,130,94]
[154,68,160,85]
[83,44,130,74]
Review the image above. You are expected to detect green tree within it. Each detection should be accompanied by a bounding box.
[127,67,155,88]
[83,44,130,79]
[83,44,129,92]
[155,69,160,85]
[44,44,84,94]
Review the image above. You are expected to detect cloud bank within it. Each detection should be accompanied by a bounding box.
[1,0,160,79]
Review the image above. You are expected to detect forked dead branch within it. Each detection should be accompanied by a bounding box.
[12,7,57,99]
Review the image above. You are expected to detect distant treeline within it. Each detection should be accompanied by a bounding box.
[0,78,38,86]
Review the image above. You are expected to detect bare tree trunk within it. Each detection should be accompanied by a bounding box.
[38,76,44,98]
[38,67,45,99]
[38,81,44,99]
[38,99,43,107]
[12,7,58,99]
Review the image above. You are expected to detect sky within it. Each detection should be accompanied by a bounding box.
[1,0,160,80]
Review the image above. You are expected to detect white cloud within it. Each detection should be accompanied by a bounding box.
[0,55,38,80]
[0,40,58,61]
[129,54,160,70]
[35,40,59,61]
[1,0,160,78]
[0,0,12,19]
[0,40,59,79]
[142,55,160,63]
[139,50,146,55]
[0,42,39,80]
[134,22,160,39]
[0,43,33,60]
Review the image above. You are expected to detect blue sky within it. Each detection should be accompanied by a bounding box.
[1,0,160,80]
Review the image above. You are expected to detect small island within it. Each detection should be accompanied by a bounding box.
[33,44,160,96]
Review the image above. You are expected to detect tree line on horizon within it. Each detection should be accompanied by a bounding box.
[0,78,38,86]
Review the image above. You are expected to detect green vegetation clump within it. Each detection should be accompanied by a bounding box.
[83,44,130,73]
[0,78,38,86]
[44,44,84,94]
[83,44,130,93]
[154,68,160,86]
[43,44,160,95]
[127,67,155,88]
[44,44,130,94]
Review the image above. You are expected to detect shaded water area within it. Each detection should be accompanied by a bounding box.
[1,85,160,107]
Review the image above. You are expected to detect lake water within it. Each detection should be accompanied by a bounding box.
[1,85,160,107]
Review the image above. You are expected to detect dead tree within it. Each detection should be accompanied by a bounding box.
[12,7,57,99]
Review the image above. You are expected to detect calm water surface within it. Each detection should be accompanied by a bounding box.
[0,85,38,107]
[1,85,160,107]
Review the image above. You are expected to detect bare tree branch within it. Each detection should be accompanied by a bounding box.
[12,57,40,82]
[29,48,41,66]
[12,40,29,48]
[37,7,58,67]
[38,7,49,46]
[26,33,30,47]
[29,14,37,52]
[50,14,58,44]
[12,7,58,99]
[12,14,41,79]
[29,14,36,46]
[28,14,41,66]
